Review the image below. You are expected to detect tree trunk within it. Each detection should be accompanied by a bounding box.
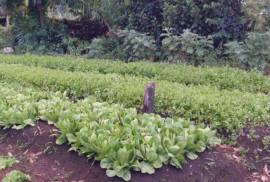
[152,0,163,61]
[36,0,45,27]
[28,0,45,27]
[6,15,10,27]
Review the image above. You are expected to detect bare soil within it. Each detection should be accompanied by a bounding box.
[0,122,269,182]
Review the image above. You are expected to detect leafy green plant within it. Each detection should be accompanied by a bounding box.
[0,156,17,170]
[0,81,220,181]
[226,31,270,70]
[0,83,41,129]
[0,81,59,129]
[62,37,93,56]
[163,29,216,66]
[118,30,157,62]
[161,31,183,63]
[262,136,270,150]
[83,36,126,60]
[39,99,220,181]
[2,170,31,182]
[83,37,114,59]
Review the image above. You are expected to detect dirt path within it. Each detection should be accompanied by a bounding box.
[0,122,269,182]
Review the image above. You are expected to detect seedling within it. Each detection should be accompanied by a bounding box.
[262,136,270,150]
[0,156,18,170]
[2,170,31,182]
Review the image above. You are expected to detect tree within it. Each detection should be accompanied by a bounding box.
[242,0,270,31]
[164,0,247,47]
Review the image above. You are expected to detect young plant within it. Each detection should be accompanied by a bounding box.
[0,156,18,170]
[2,170,31,182]
[262,136,270,150]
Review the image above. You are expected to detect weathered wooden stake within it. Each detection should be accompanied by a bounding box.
[143,82,155,113]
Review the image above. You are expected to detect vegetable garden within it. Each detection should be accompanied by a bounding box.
[0,54,270,181]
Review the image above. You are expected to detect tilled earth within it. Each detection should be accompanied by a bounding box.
[0,122,269,182]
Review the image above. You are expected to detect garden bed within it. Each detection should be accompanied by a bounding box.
[0,122,269,182]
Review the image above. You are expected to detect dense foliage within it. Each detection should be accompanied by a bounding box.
[162,29,216,65]
[242,0,270,31]
[0,63,269,136]
[226,31,270,70]
[1,54,269,94]
[163,0,246,46]
[0,82,48,129]
[3,0,270,68]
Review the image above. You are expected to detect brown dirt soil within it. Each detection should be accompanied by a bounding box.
[0,122,269,182]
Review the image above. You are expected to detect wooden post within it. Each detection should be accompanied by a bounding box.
[143,82,155,113]
[6,15,10,27]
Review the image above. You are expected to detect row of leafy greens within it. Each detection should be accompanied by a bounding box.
[0,81,220,181]
[0,63,269,137]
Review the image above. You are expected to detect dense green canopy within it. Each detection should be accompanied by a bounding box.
[0,0,269,67]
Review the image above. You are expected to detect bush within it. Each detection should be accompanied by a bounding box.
[2,170,31,182]
[118,30,157,62]
[0,26,12,49]
[226,31,270,70]
[163,0,247,47]
[84,30,156,62]
[83,37,119,59]
[242,0,270,31]
[162,29,216,65]
[11,15,68,54]
[62,37,92,56]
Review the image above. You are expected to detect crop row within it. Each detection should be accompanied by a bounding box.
[1,54,270,94]
[0,81,219,181]
[0,63,269,135]
[0,82,49,129]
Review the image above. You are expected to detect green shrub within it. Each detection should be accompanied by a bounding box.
[2,170,31,182]
[74,30,156,62]
[242,0,270,31]
[162,29,216,65]
[62,37,92,56]
[163,0,247,46]
[11,15,68,55]
[262,136,270,150]
[84,37,122,59]
[226,31,270,70]
[118,30,157,62]
[0,156,17,170]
